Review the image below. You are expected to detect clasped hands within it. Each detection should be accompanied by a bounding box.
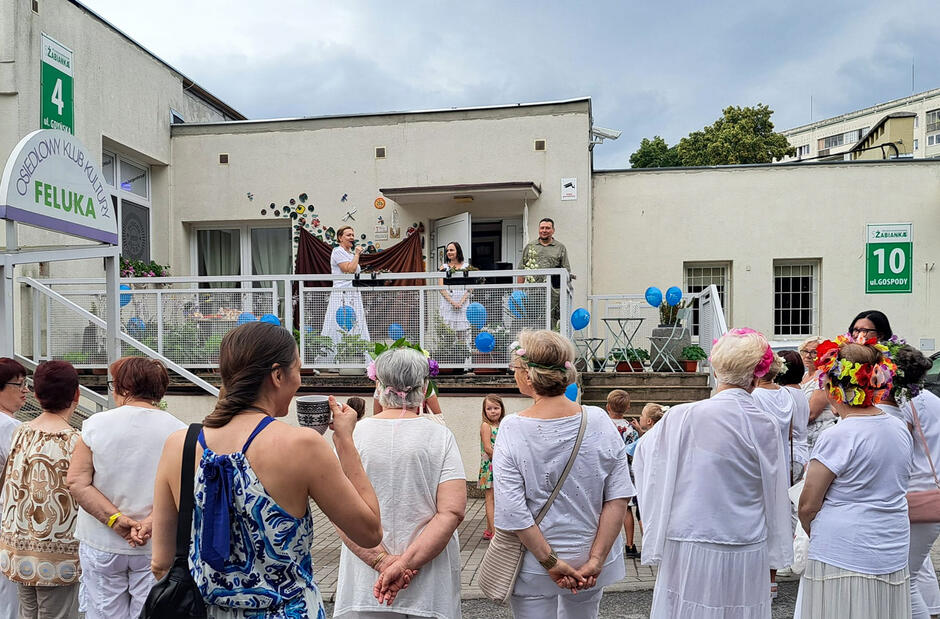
[372,554,418,606]
[111,514,152,548]
[547,555,604,594]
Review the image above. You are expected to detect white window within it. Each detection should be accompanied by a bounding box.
[684,262,731,336]
[927,109,940,133]
[103,150,152,262]
[914,139,919,151]
[796,144,810,157]
[915,116,919,128]
[192,223,292,292]
[773,260,819,337]
[929,135,936,146]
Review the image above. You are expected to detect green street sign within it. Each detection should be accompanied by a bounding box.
[40,34,74,134]
[865,223,912,294]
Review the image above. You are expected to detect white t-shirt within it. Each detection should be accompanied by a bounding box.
[880,391,940,493]
[493,406,634,594]
[808,414,912,574]
[74,405,185,555]
[334,417,465,619]
[752,386,795,467]
[330,246,358,288]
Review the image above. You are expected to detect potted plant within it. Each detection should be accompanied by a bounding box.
[430,317,470,374]
[679,344,707,372]
[609,347,649,372]
[335,333,371,373]
[658,300,688,327]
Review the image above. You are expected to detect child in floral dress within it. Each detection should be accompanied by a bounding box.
[479,394,505,540]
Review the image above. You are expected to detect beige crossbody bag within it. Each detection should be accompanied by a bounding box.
[478,408,588,604]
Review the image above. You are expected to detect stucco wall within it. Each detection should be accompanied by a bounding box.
[592,161,940,348]
[168,102,593,307]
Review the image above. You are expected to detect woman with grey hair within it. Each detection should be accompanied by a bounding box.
[334,347,467,618]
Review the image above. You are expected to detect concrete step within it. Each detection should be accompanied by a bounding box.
[580,371,709,387]
[581,384,711,402]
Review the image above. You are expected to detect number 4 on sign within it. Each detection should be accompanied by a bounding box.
[51,78,64,115]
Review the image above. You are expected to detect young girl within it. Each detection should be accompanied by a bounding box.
[478,394,505,540]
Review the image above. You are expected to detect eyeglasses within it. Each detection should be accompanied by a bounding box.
[4,381,30,391]
[799,350,816,358]
[851,327,879,337]
[107,380,115,390]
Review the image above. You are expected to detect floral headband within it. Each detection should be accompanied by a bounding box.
[368,338,440,399]
[509,340,573,373]
[881,335,923,403]
[815,333,896,406]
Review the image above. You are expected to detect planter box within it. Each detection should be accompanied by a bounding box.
[616,361,644,372]
[680,360,699,372]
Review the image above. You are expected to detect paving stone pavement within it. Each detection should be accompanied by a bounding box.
[312,497,657,602]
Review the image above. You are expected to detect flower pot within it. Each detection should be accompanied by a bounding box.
[616,361,644,372]
[680,360,699,372]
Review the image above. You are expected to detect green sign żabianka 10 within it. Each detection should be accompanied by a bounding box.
[866,223,912,294]
[40,33,74,134]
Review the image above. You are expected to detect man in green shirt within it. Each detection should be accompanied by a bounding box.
[518,218,571,328]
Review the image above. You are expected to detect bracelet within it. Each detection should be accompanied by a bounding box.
[106,512,122,528]
[539,547,558,570]
[371,551,387,570]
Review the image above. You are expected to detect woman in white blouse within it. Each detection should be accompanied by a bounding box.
[634,328,791,619]
[437,242,471,333]
[798,337,912,618]
[877,343,938,619]
[493,329,631,619]
[322,225,371,347]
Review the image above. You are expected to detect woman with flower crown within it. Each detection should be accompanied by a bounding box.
[796,335,913,618]
[634,327,791,619]
[333,346,466,619]
[877,341,938,619]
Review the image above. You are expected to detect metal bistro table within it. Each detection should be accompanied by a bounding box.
[602,317,645,372]
[574,336,606,372]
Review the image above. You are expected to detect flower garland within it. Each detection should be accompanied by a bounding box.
[520,245,540,284]
[509,340,573,372]
[815,333,896,406]
[368,337,439,398]
[881,335,923,403]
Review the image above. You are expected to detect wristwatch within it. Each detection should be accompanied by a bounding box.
[539,548,558,570]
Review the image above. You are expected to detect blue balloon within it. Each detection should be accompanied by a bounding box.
[119,284,132,307]
[508,290,527,318]
[260,313,281,326]
[127,317,145,335]
[388,323,405,340]
[565,383,578,402]
[237,312,257,325]
[475,331,495,353]
[645,286,663,308]
[665,286,683,307]
[304,325,314,334]
[570,307,590,331]
[336,305,356,331]
[466,302,487,329]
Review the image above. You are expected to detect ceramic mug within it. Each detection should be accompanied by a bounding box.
[296,395,331,434]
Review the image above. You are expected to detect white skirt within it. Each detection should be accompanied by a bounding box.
[796,559,910,619]
[439,289,469,331]
[650,539,770,619]
[322,288,371,345]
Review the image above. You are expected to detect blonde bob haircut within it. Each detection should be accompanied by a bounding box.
[516,329,577,397]
[710,329,771,388]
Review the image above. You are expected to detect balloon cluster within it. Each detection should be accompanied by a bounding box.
[645,286,683,308]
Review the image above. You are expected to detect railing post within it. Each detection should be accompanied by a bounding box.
[298,283,306,365]
[103,254,121,394]
[156,291,164,357]
[418,288,426,352]
[283,277,293,334]
[32,286,41,364]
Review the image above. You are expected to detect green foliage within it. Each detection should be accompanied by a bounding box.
[629,136,681,168]
[676,104,795,165]
[430,317,470,360]
[335,333,371,363]
[61,352,89,363]
[164,323,204,364]
[610,347,650,362]
[294,328,334,360]
[680,344,708,361]
[120,257,170,277]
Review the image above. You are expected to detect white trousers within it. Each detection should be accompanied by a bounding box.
[78,544,154,619]
[915,555,940,613]
[909,522,940,619]
[509,588,604,619]
[0,572,18,619]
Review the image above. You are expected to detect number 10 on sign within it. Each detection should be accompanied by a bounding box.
[866,223,912,294]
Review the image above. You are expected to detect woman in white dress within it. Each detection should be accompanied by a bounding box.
[493,329,632,618]
[799,338,838,450]
[877,342,939,619]
[437,242,471,333]
[334,347,466,619]
[323,226,371,348]
[797,336,912,618]
[634,327,791,619]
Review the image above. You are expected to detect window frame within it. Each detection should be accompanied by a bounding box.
[103,149,153,262]
[684,261,732,337]
[190,221,292,279]
[772,259,820,338]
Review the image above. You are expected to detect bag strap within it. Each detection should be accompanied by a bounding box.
[910,400,940,490]
[534,407,588,525]
[175,423,203,559]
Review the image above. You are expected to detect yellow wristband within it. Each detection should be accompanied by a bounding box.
[107,512,122,528]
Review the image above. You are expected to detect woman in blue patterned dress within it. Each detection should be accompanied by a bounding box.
[150,322,384,618]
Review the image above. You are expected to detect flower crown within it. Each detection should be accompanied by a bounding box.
[815,333,896,406]
[881,335,923,403]
[509,341,573,372]
[368,337,440,399]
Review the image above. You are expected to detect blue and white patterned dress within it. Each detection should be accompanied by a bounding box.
[189,417,325,619]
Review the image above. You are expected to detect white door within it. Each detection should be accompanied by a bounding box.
[501,218,524,268]
[433,212,471,267]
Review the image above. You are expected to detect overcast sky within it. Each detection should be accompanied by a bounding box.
[81,0,940,169]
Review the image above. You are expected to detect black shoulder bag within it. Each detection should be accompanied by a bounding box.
[140,423,208,618]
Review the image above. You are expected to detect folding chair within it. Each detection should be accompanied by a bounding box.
[650,307,691,372]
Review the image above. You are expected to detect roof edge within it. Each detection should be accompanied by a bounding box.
[594,157,940,174]
[782,87,940,135]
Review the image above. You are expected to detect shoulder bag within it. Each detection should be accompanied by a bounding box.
[907,400,940,523]
[140,424,208,618]
[478,408,588,604]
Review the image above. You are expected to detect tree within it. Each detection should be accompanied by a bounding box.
[676,104,795,166]
[629,136,681,168]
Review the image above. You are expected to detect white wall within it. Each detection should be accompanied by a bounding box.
[592,161,940,348]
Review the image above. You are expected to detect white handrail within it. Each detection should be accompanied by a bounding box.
[13,353,109,411]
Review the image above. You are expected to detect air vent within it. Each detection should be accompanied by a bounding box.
[534,139,546,151]
[219,153,229,164]
[375,146,386,159]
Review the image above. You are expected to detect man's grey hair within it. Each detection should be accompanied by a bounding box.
[375,347,429,410]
